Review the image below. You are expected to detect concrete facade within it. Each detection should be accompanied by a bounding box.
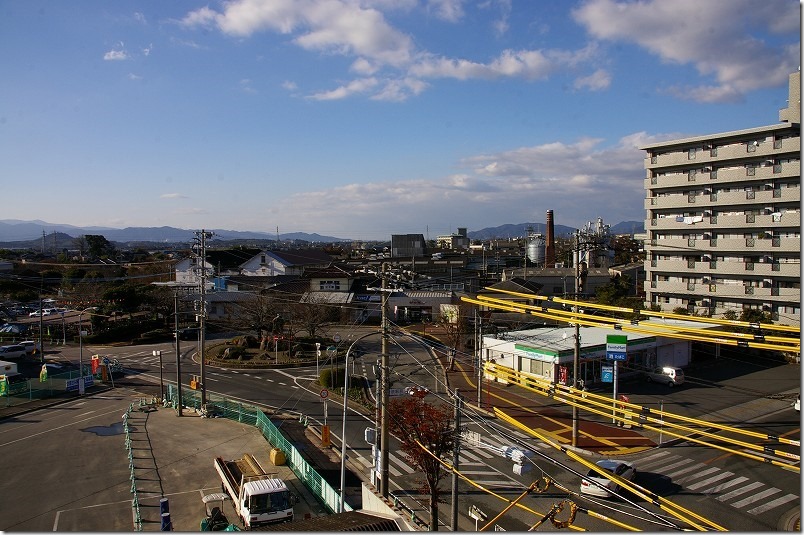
[641,71,800,325]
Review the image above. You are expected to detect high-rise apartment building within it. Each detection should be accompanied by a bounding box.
[641,71,800,326]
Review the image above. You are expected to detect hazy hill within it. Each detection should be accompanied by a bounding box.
[468,220,644,240]
[0,219,644,249]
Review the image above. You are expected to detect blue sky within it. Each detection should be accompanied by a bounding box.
[0,0,799,241]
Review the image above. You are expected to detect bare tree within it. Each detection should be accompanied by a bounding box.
[437,304,470,371]
[388,396,455,531]
[289,293,337,337]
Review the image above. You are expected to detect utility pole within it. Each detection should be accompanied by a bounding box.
[379,262,390,497]
[174,292,183,416]
[451,388,461,531]
[476,312,483,407]
[572,229,580,448]
[195,229,212,408]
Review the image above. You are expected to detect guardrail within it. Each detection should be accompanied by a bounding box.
[165,385,351,514]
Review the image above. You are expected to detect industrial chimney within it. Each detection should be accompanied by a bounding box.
[545,209,555,267]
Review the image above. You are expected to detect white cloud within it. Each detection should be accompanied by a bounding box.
[180,0,605,100]
[239,79,258,94]
[410,43,599,81]
[572,0,800,102]
[426,0,465,23]
[127,73,142,80]
[262,132,656,238]
[182,0,414,67]
[370,77,429,102]
[574,68,611,91]
[142,44,153,57]
[160,193,188,199]
[103,48,128,61]
[307,77,379,100]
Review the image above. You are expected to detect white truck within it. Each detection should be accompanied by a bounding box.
[214,453,295,528]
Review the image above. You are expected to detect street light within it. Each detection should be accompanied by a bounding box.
[339,331,379,513]
[77,307,98,396]
[153,350,164,400]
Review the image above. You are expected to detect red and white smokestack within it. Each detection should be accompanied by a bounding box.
[545,209,555,267]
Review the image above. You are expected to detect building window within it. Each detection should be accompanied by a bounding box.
[747,140,759,153]
[746,165,756,176]
[319,280,341,291]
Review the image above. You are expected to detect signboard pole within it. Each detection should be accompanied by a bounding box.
[612,361,618,423]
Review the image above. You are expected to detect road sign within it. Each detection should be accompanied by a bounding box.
[468,504,487,521]
[320,388,329,399]
[601,365,613,383]
[606,334,627,361]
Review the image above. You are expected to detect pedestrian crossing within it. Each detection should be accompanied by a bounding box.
[352,427,541,488]
[636,449,799,516]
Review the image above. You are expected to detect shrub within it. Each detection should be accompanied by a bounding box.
[320,367,346,388]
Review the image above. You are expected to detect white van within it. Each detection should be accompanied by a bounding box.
[644,366,685,387]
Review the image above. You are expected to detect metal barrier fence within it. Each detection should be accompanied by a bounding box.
[0,369,86,407]
[123,404,143,531]
[166,384,351,514]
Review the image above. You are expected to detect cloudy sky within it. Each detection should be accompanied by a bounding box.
[0,0,799,240]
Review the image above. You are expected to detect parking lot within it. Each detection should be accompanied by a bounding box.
[0,388,327,531]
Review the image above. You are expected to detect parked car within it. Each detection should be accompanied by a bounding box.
[0,345,27,360]
[580,459,637,498]
[19,340,39,355]
[644,366,684,387]
[1,372,28,395]
[178,327,200,341]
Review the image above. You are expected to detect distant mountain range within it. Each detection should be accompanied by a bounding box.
[0,219,645,249]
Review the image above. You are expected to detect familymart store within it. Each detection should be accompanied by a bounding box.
[481,325,692,387]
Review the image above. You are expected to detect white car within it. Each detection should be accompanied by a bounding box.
[644,366,684,387]
[580,459,637,498]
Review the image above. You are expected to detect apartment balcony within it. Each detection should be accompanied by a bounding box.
[645,236,800,255]
[646,187,800,210]
[647,212,800,232]
[646,258,800,278]
[646,280,800,302]
[646,160,800,190]
[645,135,801,169]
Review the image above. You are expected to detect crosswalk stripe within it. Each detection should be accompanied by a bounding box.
[716,481,764,502]
[655,458,694,473]
[699,475,748,495]
[635,451,673,469]
[730,487,782,509]
[747,493,798,515]
[460,450,483,462]
[683,470,732,489]
[388,454,414,475]
[664,462,707,479]
[468,446,496,459]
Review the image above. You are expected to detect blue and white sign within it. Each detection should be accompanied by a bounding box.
[606,334,627,361]
[601,365,613,383]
